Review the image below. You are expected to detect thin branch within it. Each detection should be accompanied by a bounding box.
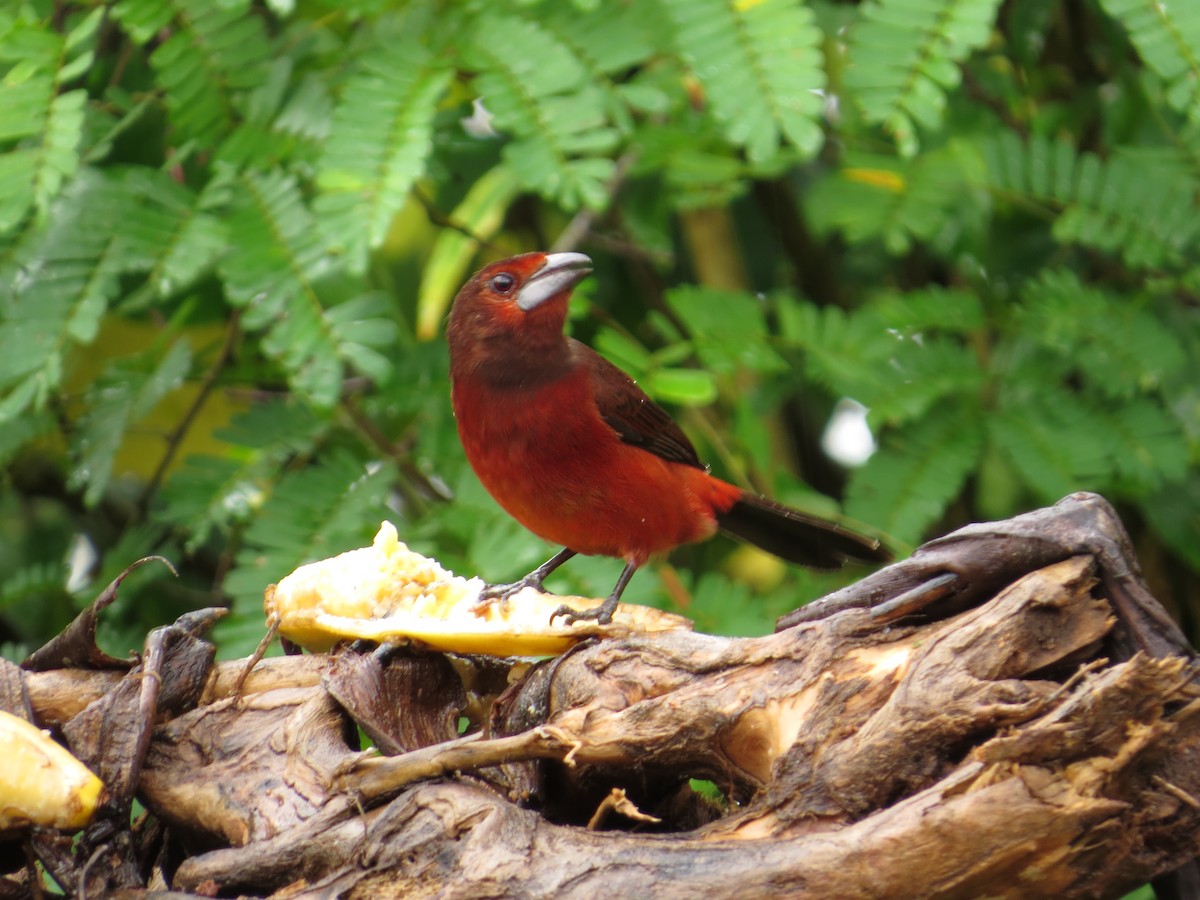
[338,398,450,511]
[339,726,580,802]
[552,150,639,253]
[137,311,242,516]
[412,185,503,253]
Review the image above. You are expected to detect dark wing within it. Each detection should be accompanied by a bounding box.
[572,338,704,469]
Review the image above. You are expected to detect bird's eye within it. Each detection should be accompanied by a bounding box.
[490,273,516,294]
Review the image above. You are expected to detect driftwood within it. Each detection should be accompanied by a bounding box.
[2,492,1199,898]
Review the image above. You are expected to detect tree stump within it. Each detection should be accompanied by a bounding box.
[4,492,1199,898]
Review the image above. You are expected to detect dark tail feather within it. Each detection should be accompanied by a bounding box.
[716,493,891,569]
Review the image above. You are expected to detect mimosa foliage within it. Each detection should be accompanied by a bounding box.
[0,0,1196,665]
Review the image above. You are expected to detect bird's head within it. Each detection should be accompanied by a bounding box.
[447,251,593,376]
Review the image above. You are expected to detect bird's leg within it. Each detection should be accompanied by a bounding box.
[550,561,639,627]
[477,547,578,607]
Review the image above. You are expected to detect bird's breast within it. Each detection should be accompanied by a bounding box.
[452,374,721,562]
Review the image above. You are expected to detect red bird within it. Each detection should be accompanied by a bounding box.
[448,252,888,625]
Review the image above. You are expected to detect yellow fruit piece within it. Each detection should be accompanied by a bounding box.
[264,522,692,656]
[0,710,104,831]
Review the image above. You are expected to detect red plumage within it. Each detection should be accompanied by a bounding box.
[448,251,888,625]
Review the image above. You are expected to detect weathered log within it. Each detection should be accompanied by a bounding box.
[4,492,1198,898]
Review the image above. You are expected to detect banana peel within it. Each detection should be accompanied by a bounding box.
[264,522,692,656]
[0,710,104,831]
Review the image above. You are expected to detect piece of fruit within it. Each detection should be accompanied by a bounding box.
[0,710,104,831]
[264,522,692,656]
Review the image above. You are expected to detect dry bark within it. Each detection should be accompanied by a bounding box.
[3,492,1199,899]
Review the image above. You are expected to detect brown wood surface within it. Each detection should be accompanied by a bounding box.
[3,492,1198,898]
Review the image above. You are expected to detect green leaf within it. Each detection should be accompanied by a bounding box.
[219,451,397,620]
[872,286,986,336]
[810,142,983,253]
[0,76,54,144]
[1096,400,1190,492]
[780,302,895,403]
[0,170,129,419]
[1144,475,1200,571]
[35,90,86,217]
[988,389,1113,502]
[1097,0,1200,122]
[0,408,53,466]
[325,292,399,386]
[980,133,1200,270]
[1018,269,1186,397]
[846,401,984,543]
[644,367,718,406]
[845,0,1004,155]
[666,286,786,375]
[112,0,274,148]
[0,73,84,229]
[156,399,326,548]
[219,168,398,402]
[315,41,451,271]
[0,149,37,233]
[151,185,230,301]
[660,0,826,162]
[593,327,655,374]
[69,339,192,506]
[466,12,618,209]
[781,294,983,424]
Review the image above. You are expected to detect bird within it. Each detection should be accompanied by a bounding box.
[446,251,890,626]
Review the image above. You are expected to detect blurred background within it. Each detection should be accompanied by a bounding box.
[1,0,1197,664]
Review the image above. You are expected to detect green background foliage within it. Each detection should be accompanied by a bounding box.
[1,0,1198,667]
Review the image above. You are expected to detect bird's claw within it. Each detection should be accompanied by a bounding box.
[478,578,538,601]
[549,602,616,627]
[473,576,545,618]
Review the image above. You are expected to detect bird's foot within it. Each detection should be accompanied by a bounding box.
[472,575,546,617]
[479,573,546,600]
[549,598,618,627]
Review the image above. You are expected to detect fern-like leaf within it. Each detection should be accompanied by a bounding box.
[69,340,192,506]
[218,169,397,405]
[112,0,273,148]
[0,9,98,230]
[0,78,55,231]
[1099,400,1190,492]
[988,387,1113,502]
[872,286,985,335]
[780,295,983,425]
[315,41,450,272]
[810,142,982,252]
[465,13,619,209]
[0,562,68,613]
[213,59,332,172]
[779,302,895,402]
[1018,269,1186,397]
[660,0,825,162]
[666,286,786,375]
[0,169,130,419]
[220,451,397,616]
[846,401,984,542]
[1144,474,1200,571]
[152,182,230,301]
[156,399,325,548]
[535,0,663,134]
[981,131,1200,270]
[845,0,1004,156]
[1098,0,1200,122]
[537,1,660,76]
[0,409,53,467]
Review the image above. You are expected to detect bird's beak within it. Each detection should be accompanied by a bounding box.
[516,252,593,311]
